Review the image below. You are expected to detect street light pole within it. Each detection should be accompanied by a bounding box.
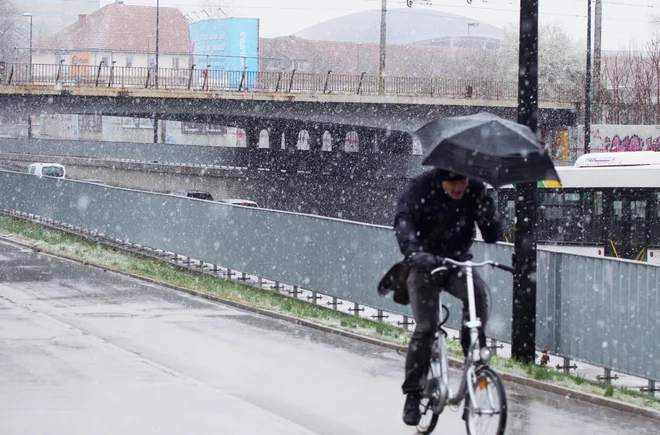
[512,0,539,364]
[379,0,386,95]
[153,0,160,143]
[22,12,34,139]
[155,0,160,88]
[22,13,33,82]
[584,0,593,154]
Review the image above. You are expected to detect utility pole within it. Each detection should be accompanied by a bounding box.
[512,0,539,364]
[593,0,603,124]
[584,0,593,155]
[155,0,160,88]
[154,0,160,142]
[379,0,387,95]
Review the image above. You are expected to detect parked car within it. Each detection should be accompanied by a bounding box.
[27,163,67,178]
[218,198,260,208]
[170,190,214,201]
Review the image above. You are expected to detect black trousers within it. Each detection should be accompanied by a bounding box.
[401,266,490,395]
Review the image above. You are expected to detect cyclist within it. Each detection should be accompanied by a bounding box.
[393,168,502,426]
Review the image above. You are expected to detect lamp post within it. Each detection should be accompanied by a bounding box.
[584,0,593,154]
[379,0,386,95]
[22,13,33,82]
[155,0,160,88]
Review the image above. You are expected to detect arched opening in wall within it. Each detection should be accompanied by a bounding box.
[269,129,284,149]
[259,129,269,148]
[344,131,359,152]
[298,130,310,150]
[412,135,423,155]
[322,131,332,151]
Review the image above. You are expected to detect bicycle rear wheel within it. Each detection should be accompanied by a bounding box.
[465,366,507,435]
[417,371,440,434]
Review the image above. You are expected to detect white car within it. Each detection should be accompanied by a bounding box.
[27,163,67,178]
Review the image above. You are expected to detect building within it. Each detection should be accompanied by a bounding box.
[258,8,503,78]
[34,1,190,70]
[258,36,500,78]
[295,8,502,49]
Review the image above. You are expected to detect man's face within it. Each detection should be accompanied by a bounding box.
[442,178,469,200]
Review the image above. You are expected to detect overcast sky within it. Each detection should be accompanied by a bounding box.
[100,0,658,52]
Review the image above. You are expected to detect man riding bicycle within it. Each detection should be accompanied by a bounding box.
[393,168,502,426]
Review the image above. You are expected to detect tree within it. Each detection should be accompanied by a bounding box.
[645,36,660,123]
[492,22,584,86]
[0,0,24,62]
[602,51,631,124]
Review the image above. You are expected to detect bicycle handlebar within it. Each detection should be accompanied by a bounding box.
[434,257,515,274]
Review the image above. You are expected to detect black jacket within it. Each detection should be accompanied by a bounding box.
[393,168,502,260]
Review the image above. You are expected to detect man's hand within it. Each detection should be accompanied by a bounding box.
[475,194,496,223]
[475,193,502,243]
[406,252,438,271]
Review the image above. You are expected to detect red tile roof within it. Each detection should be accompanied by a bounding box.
[37,3,190,53]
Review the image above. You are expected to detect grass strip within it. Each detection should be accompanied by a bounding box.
[0,214,658,411]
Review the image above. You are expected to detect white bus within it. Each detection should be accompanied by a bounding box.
[494,152,660,263]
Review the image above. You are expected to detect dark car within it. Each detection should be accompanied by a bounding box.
[170,190,214,201]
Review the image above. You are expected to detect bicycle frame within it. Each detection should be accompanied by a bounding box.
[427,259,512,413]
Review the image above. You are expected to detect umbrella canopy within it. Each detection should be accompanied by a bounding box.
[414,112,561,188]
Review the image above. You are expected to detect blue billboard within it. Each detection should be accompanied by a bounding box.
[189,18,259,90]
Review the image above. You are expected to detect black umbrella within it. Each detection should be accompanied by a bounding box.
[414,112,560,188]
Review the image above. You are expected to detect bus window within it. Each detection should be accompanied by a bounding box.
[537,191,583,242]
[582,191,604,243]
[630,200,648,250]
[594,191,603,215]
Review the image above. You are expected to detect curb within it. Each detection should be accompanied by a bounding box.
[2,233,660,422]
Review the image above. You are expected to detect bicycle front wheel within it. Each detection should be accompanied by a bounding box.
[417,370,440,434]
[465,366,507,435]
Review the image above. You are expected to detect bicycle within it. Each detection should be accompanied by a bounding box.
[416,258,514,435]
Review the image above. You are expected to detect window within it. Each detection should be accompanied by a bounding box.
[126,56,133,68]
[172,57,179,69]
[292,59,308,70]
[101,56,109,66]
[594,191,603,215]
[42,166,64,177]
[78,115,103,133]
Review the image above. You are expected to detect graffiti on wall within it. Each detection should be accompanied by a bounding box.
[576,125,660,154]
[603,135,660,152]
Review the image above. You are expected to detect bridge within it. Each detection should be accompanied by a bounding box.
[0,63,578,153]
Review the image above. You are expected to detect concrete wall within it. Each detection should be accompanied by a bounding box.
[30,115,365,151]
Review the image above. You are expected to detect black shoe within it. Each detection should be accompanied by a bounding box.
[402,393,422,426]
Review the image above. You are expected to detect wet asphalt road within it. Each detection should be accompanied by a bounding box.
[0,239,658,435]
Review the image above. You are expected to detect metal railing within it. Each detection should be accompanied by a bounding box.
[0,170,657,384]
[0,62,581,103]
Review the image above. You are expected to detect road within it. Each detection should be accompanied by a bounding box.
[0,238,658,435]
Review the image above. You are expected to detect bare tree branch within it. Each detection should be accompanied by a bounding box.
[0,0,26,62]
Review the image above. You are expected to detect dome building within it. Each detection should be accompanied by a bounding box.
[294,8,502,49]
